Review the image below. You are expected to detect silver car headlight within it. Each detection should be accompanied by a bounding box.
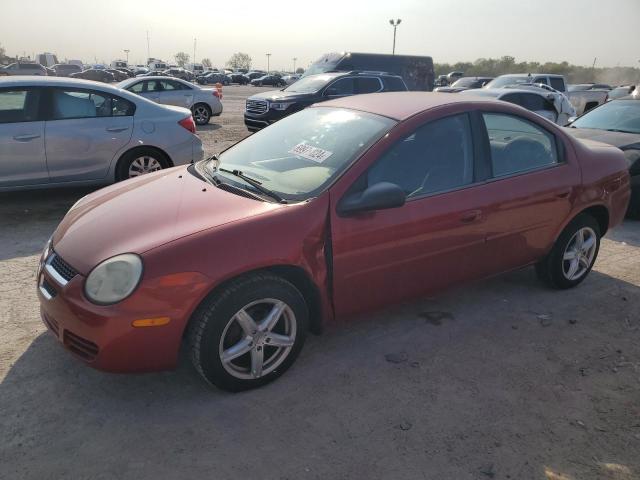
[84,254,143,305]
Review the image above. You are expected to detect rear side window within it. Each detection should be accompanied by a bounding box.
[533,77,548,85]
[325,78,354,96]
[482,113,558,177]
[355,77,382,94]
[51,89,135,119]
[383,76,407,91]
[0,89,41,123]
[520,93,555,112]
[549,77,565,92]
[160,80,182,91]
[128,82,145,93]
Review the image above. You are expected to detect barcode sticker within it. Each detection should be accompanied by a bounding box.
[289,143,333,163]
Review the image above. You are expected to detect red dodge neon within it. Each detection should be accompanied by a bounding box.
[37,92,630,391]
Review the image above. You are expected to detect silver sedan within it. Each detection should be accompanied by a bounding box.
[118,76,223,125]
[0,76,204,191]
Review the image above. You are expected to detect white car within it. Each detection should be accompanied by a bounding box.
[118,76,223,125]
[461,86,576,126]
[0,76,204,191]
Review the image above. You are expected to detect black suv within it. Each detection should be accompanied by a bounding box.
[244,71,407,132]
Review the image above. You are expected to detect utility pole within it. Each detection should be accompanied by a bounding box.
[146,30,150,61]
[193,38,197,65]
[124,49,130,64]
[293,57,297,73]
[592,57,597,69]
[266,53,271,73]
[389,19,402,55]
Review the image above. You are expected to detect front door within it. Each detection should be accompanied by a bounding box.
[330,112,492,316]
[0,87,47,187]
[44,87,134,182]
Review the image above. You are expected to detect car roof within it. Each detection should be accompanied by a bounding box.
[496,73,563,78]
[318,91,502,121]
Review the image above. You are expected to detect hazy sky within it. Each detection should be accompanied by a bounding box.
[2,0,639,69]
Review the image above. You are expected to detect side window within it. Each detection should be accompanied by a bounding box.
[146,80,163,92]
[160,80,180,91]
[0,89,41,123]
[366,114,474,198]
[533,77,548,85]
[325,78,354,96]
[520,93,548,111]
[549,77,565,92]
[112,96,135,116]
[128,82,145,93]
[482,113,558,177]
[51,89,111,119]
[501,93,523,106]
[355,77,382,94]
[383,76,408,91]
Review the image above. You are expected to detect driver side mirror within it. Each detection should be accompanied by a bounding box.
[337,182,406,216]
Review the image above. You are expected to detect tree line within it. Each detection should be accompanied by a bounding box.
[434,56,640,86]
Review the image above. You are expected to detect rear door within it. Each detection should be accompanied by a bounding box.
[475,111,580,271]
[159,79,194,108]
[44,87,134,182]
[0,87,47,187]
[139,80,163,103]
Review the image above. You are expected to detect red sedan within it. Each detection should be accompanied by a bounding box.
[37,92,630,391]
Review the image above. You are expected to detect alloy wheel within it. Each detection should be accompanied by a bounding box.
[128,156,162,177]
[218,298,296,380]
[562,226,597,280]
[193,105,210,124]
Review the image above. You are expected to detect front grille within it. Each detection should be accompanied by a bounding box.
[246,99,268,115]
[49,252,77,282]
[41,278,57,298]
[63,330,99,361]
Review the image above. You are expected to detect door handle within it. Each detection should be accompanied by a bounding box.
[106,127,129,132]
[460,210,482,223]
[13,134,40,141]
[555,189,572,199]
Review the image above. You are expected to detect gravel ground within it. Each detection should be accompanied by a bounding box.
[1,86,639,480]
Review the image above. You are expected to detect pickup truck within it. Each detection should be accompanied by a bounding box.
[485,73,608,115]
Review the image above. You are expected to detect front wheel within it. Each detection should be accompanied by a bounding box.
[188,273,309,391]
[536,214,601,289]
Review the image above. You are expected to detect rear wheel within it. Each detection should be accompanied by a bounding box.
[192,103,211,125]
[188,273,309,391]
[116,148,169,181]
[536,214,601,289]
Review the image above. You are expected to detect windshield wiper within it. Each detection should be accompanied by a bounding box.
[606,128,635,134]
[218,168,285,203]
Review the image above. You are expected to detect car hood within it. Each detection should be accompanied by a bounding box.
[248,90,313,102]
[565,127,640,149]
[52,166,282,274]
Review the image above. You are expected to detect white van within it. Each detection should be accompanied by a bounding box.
[148,60,168,71]
[187,63,205,74]
[111,60,128,69]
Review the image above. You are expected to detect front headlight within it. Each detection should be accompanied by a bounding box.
[84,253,143,305]
[270,102,291,111]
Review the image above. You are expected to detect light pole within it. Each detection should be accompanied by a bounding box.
[293,57,297,73]
[193,38,197,65]
[124,49,130,64]
[266,53,271,73]
[389,19,401,55]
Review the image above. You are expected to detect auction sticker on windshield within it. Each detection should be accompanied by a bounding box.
[289,143,333,163]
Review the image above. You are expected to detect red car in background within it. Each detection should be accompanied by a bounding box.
[37,92,630,391]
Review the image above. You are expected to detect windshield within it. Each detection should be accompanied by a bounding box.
[284,74,335,93]
[484,76,529,89]
[205,107,395,201]
[572,100,640,134]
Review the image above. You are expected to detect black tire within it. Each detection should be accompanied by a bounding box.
[536,214,601,289]
[116,148,169,181]
[626,185,640,219]
[187,273,309,392]
[191,103,211,125]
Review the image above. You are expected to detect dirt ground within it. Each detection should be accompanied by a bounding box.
[1,86,639,480]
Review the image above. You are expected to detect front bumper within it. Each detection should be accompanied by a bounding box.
[244,110,289,132]
[37,252,211,373]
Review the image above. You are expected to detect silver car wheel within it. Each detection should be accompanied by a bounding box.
[562,226,597,281]
[219,298,297,380]
[193,105,210,124]
[128,156,162,177]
